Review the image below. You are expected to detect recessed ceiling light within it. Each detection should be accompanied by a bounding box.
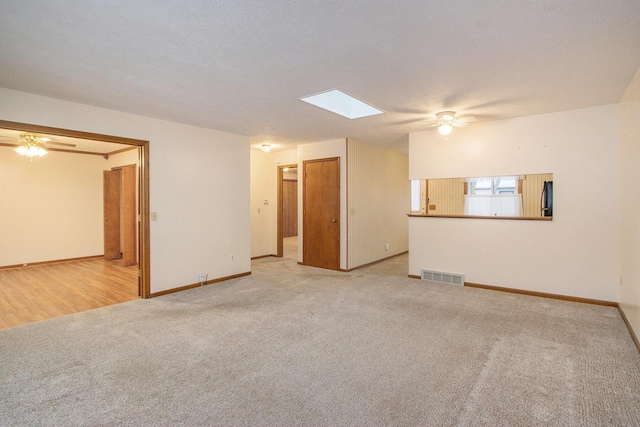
[299,89,384,119]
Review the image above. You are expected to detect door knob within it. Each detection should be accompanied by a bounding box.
[331,218,337,223]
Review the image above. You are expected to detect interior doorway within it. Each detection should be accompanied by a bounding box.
[0,120,150,328]
[277,164,298,258]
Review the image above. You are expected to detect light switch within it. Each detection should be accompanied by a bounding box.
[150,212,158,221]
[263,199,269,205]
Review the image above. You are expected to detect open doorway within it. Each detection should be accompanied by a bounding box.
[277,164,298,260]
[0,120,150,329]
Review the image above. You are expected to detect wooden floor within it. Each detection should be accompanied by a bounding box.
[0,258,139,330]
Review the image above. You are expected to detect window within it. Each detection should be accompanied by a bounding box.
[468,176,517,195]
[410,180,421,213]
[465,176,522,216]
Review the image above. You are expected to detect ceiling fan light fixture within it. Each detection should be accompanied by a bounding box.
[438,124,453,135]
[15,133,48,158]
[15,144,47,157]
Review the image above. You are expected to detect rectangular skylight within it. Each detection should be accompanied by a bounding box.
[299,89,384,119]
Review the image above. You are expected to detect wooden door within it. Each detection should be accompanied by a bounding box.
[282,179,298,238]
[303,158,340,270]
[103,170,121,260]
[121,165,137,266]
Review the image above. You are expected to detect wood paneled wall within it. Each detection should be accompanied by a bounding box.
[427,178,465,215]
[522,173,553,217]
[346,139,409,269]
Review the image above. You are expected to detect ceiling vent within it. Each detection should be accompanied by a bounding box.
[421,269,465,286]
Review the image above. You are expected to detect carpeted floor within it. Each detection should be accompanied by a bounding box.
[1,253,639,426]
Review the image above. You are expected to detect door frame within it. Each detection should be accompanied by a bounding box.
[0,120,151,298]
[276,163,298,258]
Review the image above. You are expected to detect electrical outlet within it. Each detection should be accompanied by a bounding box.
[198,273,206,282]
[385,243,389,251]
[230,254,234,261]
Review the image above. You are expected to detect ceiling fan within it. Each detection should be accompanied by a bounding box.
[0,133,77,159]
[428,111,477,135]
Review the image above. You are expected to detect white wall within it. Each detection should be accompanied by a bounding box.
[0,88,250,294]
[0,145,141,267]
[106,148,139,169]
[409,104,620,302]
[0,148,105,265]
[620,65,640,335]
[347,139,409,269]
[250,149,275,258]
[298,139,347,269]
[249,148,297,258]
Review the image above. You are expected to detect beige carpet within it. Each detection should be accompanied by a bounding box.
[1,253,639,426]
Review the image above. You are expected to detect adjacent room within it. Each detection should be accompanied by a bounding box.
[1,1,639,425]
[0,130,142,328]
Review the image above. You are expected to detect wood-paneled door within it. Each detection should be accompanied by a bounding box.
[282,177,298,238]
[303,157,340,270]
[104,165,138,267]
[103,170,121,260]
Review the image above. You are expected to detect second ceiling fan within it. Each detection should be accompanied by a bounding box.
[0,132,77,159]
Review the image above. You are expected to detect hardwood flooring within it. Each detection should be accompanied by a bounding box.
[0,258,139,330]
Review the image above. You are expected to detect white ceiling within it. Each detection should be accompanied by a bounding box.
[1,1,638,153]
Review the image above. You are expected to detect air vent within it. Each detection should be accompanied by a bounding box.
[421,269,465,286]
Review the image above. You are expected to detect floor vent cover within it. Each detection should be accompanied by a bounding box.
[421,269,465,286]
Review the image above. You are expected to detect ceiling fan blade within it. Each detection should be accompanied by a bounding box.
[457,115,476,123]
[46,141,77,147]
[453,121,470,128]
